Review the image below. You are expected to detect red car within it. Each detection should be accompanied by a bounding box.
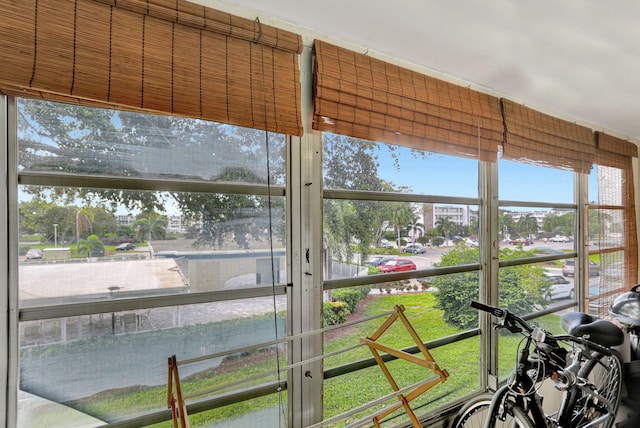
[378,259,417,273]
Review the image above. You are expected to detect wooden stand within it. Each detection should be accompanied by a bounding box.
[167,355,190,428]
[361,305,449,428]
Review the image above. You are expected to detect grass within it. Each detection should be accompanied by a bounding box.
[26,293,563,427]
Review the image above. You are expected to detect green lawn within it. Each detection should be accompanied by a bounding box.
[39,292,562,427]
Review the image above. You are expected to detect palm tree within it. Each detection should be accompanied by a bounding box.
[435,216,455,246]
[133,212,167,242]
[389,204,413,248]
[76,208,94,244]
[517,214,539,239]
[77,234,104,257]
[407,217,424,243]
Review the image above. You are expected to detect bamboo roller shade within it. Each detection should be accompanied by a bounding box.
[595,131,638,169]
[594,131,638,284]
[593,131,638,291]
[501,98,596,173]
[0,0,303,136]
[312,40,504,162]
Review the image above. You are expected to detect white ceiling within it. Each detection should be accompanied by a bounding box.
[211,0,640,142]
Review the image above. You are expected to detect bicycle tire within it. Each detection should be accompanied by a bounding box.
[452,394,535,428]
[566,349,623,428]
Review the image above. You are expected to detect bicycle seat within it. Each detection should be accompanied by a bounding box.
[561,312,624,347]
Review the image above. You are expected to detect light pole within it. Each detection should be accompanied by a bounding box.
[53,223,58,247]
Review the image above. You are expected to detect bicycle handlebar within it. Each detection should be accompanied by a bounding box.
[470,300,504,317]
[470,300,612,355]
[470,300,532,334]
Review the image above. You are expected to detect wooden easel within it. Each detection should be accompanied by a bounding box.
[361,305,449,428]
[167,355,190,428]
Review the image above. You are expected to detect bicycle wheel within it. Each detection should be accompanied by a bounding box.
[452,394,535,428]
[568,350,623,428]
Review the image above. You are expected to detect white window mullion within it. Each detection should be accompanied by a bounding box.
[289,42,324,427]
[480,160,500,390]
[4,95,19,428]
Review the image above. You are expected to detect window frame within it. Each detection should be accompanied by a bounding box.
[8,96,295,427]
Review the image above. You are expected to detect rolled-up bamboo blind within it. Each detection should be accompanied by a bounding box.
[0,0,303,136]
[594,131,638,286]
[501,98,595,173]
[312,40,503,161]
[595,131,638,169]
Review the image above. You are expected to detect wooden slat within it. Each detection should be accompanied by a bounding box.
[313,40,502,160]
[0,0,303,136]
[501,98,595,172]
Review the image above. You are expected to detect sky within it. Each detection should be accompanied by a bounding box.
[374,144,579,205]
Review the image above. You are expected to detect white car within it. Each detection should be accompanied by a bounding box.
[549,235,570,243]
[25,249,43,260]
[464,239,479,247]
[544,275,574,301]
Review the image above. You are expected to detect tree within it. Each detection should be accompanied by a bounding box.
[407,217,424,243]
[76,208,94,244]
[77,234,105,257]
[542,212,575,236]
[435,216,456,246]
[322,134,398,263]
[91,208,119,237]
[133,212,167,242]
[499,212,516,241]
[389,204,414,248]
[18,100,288,249]
[517,214,539,238]
[434,246,547,330]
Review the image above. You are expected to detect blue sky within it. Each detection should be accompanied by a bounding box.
[374,144,584,204]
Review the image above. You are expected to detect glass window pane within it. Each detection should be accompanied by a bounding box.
[19,299,286,423]
[499,159,574,203]
[323,133,478,197]
[499,207,575,260]
[497,261,566,318]
[322,277,480,424]
[323,200,479,280]
[16,99,288,426]
[18,99,285,185]
[19,187,286,306]
[154,396,288,427]
[498,310,567,381]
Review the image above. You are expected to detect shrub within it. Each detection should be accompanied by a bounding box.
[432,236,445,247]
[367,266,381,275]
[331,286,370,313]
[323,301,350,326]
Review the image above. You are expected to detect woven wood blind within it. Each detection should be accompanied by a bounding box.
[312,40,503,161]
[501,98,595,173]
[595,131,639,169]
[595,131,639,285]
[0,0,303,136]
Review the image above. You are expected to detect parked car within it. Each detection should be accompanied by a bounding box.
[561,259,599,277]
[403,244,426,254]
[510,238,532,245]
[378,259,417,273]
[379,240,394,249]
[550,235,571,243]
[115,243,136,251]
[25,249,43,260]
[464,239,479,247]
[365,256,394,267]
[544,275,574,302]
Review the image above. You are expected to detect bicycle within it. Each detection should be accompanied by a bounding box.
[453,301,625,428]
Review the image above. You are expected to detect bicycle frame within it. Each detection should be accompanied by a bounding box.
[484,332,617,428]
